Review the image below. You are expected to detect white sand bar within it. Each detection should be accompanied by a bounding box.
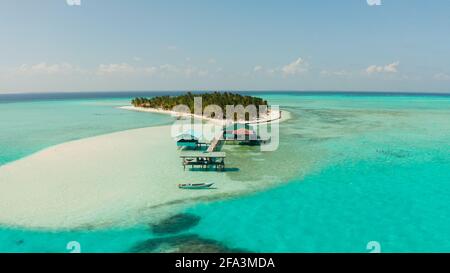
[0,107,293,230]
[0,125,256,229]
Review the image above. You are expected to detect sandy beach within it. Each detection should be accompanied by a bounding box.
[0,103,295,230]
[0,125,247,229]
[119,105,284,125]
[0,118,301,229]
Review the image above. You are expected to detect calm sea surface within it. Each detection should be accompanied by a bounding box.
[0,92,449,252]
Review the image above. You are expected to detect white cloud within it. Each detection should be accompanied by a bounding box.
[144,66,158,75]
[367,0,382,6]
[267,68,276,75]
[5,60,214,83]
[208,58,217,64]
[366,61,399,74]
[320,70,352,77]
[167,45,177,50]
[158,64,180,76]
[133,57,142,62]
[184,66,209,78]
[16,62,81,75]
[366,65,383,74]
[433,72,450,81]
[97,63,136,75]
[96,63,210,78]
[184,66,197,77]
[253,65,263,72]
[281,58,309,76]
[197,70,209,77]
[384,61,399,73]
[253,58,309,77]
[146,64,209,78]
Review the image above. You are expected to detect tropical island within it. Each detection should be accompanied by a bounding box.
[123,92,282,124]
[132,92,268,111]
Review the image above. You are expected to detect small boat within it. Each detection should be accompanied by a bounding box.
[178,183,214,189]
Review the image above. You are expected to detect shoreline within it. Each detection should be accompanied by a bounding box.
[119,105,286,125]
[0,104,293,230]
[0,125,242,229]
[0,123,298,230]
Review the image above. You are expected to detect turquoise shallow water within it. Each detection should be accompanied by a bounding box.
[0,97,173,165]
[0,92,449,252]
[184,93,450,252]
[0,226,152,253]
[187,149,450,252]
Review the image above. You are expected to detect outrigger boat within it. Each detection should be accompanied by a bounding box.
[178,183,214,189]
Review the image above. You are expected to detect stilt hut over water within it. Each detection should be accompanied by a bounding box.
[176,130,202,149]
[223,123,258,142]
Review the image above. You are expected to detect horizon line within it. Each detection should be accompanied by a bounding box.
[1,90,449,97]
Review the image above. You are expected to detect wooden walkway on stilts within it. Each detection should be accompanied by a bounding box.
[207,137,222,153]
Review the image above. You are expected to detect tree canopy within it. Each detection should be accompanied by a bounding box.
[131,92,268,119]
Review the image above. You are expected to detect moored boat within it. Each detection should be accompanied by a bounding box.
[178,183,215,189]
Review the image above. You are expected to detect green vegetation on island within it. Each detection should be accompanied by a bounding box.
[131,92,268,119]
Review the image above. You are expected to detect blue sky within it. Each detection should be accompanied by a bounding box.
[0,0,449,93]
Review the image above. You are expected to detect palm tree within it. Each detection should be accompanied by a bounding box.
[130,92,268,119]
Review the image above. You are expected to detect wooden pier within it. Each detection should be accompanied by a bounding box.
[177,124,270,172]
[180,152,226,171]
[206,137,223,153]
